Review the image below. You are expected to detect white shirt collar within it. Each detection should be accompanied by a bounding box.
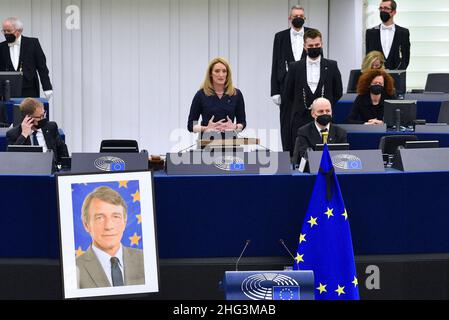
[8,35,22,47]
[314,121,330,135]
[290,27,304,37]
[306,55,321,65]
[380,23,395,31]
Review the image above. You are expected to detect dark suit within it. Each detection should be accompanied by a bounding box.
[365,24,410,70]
[271,28,310,152]
[271,27,309,97]
[281,58,343,155]
[0,102,8,127]
[0,36,52,97]
[76,246,145,289]
[6,121,68,164]
[292,122,347,164]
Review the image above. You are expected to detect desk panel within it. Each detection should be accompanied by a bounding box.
[1,171,448,259]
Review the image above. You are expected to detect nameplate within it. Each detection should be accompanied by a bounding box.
[70,152,149,173]
[166,151,292,175]
[338,124,386,133]
[306,149,385,174]
[393,147,449,172]
[414,124,449,133]
[0,151,53,174]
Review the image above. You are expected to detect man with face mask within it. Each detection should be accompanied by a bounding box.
[271,6,313,151]
[0,17,53,98]
[291,97,347,164]
[6,98,68,165]
[366,0,410,70]
[281,28,343,156]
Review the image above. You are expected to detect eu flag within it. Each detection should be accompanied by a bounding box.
[293,144,359,300]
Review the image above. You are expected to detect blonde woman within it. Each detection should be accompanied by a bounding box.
[361,50,385,73]
[187,57,246,133]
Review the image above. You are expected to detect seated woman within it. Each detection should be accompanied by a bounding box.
[187,57,246,135]
[361,50,385,73]
[347,69,395,125]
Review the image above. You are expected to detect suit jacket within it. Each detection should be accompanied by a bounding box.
[76,245,145,289]
[281,58,343,154]
[270,28,309,97]
[292,122,347,164]
[0,36,52,97]
[0,102,8,127]
[365,24,410,70]
[6,121,68,164]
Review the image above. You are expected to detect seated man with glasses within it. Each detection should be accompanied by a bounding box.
[365,0,410,70]
[6,97,68,166]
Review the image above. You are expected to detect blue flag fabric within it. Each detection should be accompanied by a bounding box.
[293,144,359,300]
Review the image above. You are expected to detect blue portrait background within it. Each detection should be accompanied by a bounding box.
[71,180,143,257]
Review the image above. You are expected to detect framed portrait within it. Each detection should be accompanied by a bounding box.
[56,170,159,299]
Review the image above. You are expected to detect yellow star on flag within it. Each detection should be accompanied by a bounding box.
[118,180,129,188]
[131,190,140,203]
[316,283,327,294]
[335,285,345,296]
[299,233,306,244]
[342,209,348,220]
[129,232,141,246]
[136,214,142,224]
[324,207,334,219]
[307,216,318,228]
[75,246,85,257]
[295,253,304,264]
[352,276,358,287]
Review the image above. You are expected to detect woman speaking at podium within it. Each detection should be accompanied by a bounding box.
[187,57,246,134]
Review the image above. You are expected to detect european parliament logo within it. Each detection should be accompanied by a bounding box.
[94,156,126,172]
[72,180,143,257]
[241,273,300,300]
[213,156,245,171]
[332,154,363,170]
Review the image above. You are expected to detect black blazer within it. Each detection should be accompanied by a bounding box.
[0,36,52,97]
[6,121,68,164]
[270,27,309,97]
[292,122,347,164]
[365,24,410,70]
[0,102,8,127]
[281,57,343,154]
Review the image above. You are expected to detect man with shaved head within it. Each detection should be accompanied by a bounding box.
[292,97,347,164]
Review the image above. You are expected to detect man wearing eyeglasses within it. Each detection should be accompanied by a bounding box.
[271,5,313,151]
[6,97,68,165]
[0,17,53,98]
[366,0,410,70]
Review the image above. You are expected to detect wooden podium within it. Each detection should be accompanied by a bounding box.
[197,137,260,149]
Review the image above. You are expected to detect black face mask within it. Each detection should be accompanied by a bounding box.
[307,47,322,59]
[4,33,16,43]
[316,114,332,126]
[292,17,305,29]
[370,84,384,95]
[380,11,390,23]
[35,118,48,129]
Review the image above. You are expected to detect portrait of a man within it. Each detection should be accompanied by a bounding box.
[76,186,145,289]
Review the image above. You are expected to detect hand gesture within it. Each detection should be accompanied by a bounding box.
[21,115,34,138]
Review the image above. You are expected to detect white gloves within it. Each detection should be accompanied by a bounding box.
[44,90,53,100]
[272,94,281,105]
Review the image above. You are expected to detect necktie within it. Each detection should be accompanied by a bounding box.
[110,257,124,286]
[321,128,329,144]
[32,131,39,146]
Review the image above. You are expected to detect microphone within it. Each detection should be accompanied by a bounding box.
[279,239,295,262]
[235,239,251,271]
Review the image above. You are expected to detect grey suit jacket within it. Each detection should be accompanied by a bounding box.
[76,245,145,289]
